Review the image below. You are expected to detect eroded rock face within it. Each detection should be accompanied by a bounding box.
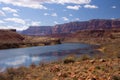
[0,30,25,49]
[21,19,120,36]
[67,29,120,38]
[52,21,89,34]
[52,19,120,34]
[88,19,120,29]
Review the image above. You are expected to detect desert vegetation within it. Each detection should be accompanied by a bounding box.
[0,54,119,80]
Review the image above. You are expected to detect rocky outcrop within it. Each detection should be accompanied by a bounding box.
[69,29,120,38]
[0,30,24,49]
[52,21,88,34]
[0,30,24,43]
[0,30,61,49]
[52,19,120,34]
[21,19,120,36]
[63,29,120,44]
[87,19,120,29]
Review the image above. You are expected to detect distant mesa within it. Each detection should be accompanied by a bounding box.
[21,26,52,36]
[20,19,120,36]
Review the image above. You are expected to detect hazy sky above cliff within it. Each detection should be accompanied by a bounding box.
[0,0,120,30]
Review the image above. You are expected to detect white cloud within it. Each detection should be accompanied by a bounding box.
[42,0,91,4]
[0,20,5,23]
[0,10,6,16]
[31,21,41,26]
[4,18,25,25]
[75,18,80,21]
[67,5,81,10]
[51,13,57,17]
[111,18,115,20]
[44,13,58,17]
[0,25,28,30]
[54,21,58,24]
[0,0,91,9]
[84,4,98,9]
[13,13,19,17]
[0,0,47,9]
[112,6,116,9]
[44,13,49,16]
[62,17,69,21]
[0,19,31,30]
[2,7,18,13]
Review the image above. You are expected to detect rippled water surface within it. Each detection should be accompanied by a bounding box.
[0,43,101,71]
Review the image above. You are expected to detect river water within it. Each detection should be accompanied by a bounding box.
[0,43,101,71]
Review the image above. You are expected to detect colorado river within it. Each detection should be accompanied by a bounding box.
[0,43,101,71]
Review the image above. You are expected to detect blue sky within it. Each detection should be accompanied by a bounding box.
[0,0,120,30]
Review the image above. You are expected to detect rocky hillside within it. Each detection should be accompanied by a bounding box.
[21,19,120,35]
[63,29,120,45]
[53,19,120,34]
[0,30,61,49]
[52,21,88,34]
[68,29,120,38]
[0,30,24,43]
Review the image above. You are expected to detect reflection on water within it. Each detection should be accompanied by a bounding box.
[0,43,101,72]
